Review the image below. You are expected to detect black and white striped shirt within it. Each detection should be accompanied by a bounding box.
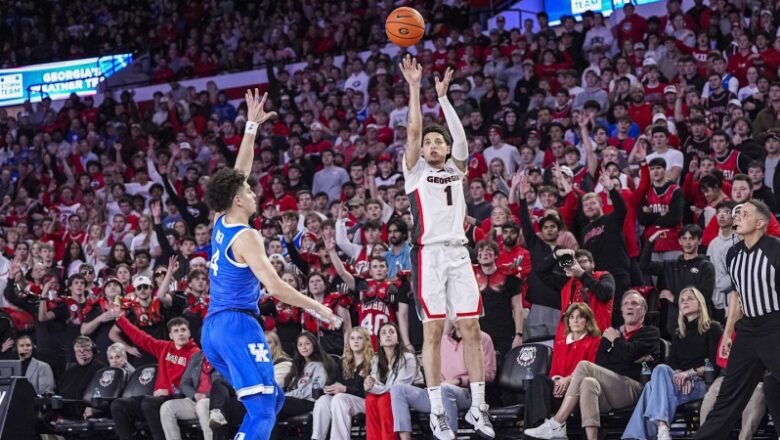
[728,235,780,318]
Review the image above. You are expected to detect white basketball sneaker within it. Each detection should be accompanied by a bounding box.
[465,403,495,438]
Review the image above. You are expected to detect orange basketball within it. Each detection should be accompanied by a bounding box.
[386,7,425,47]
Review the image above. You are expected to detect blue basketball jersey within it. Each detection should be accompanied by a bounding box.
[208,215,261,315]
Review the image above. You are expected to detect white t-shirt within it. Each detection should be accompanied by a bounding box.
[647,148,684,177]
[483,143,522,176]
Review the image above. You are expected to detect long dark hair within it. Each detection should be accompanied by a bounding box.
[61,240,86,271]
[376,321,411,383]
[283,331,336,389]
[107,242,132,268]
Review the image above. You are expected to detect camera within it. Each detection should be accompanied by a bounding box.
[558,254,575,269]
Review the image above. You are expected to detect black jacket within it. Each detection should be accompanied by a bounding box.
[640,242,715,335]
[578,188,631,276]
[668,319,722,373]
[595,324,660,381]
[518,199,562,309]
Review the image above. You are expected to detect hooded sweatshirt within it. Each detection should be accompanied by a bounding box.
[116,315,200,394]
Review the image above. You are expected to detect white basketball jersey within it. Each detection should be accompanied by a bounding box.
[403,156,467,246]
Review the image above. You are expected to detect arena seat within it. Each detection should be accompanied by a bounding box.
[489,343,553,430]
[90,365,158,433]
[50,367,128,438]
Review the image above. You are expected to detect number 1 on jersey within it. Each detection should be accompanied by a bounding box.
[444,185,453,206]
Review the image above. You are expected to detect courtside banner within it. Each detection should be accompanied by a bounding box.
[0,53,133,106]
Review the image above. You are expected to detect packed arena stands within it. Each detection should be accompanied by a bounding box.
[2,0,780,438]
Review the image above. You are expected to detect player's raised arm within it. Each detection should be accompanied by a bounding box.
[234,89,277,176]
[232,228,336,321]
[435,67,468,172]
[400,55,423,171]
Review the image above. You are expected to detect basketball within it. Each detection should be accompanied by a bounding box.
[386,7,425,47]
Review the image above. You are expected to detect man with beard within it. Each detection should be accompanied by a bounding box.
[109,275,171,365]
[56,336,106,420]
[385,218,411,278]
[572,173,632,325]
[495,222,531,279]
[473,240,524,355]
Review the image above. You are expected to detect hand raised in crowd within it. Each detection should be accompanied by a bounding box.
[659,289,675,302]
[1,338,13,353]
[434,67,454,98]
[599,171,615,191]
[399,55,422,86]
[245,88,277,124]
[363,376,375,392]
[150,199,162,222]
[649,229,669,243]
[281,215,296,241]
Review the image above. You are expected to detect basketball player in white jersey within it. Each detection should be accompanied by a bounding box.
[399,55,494,439]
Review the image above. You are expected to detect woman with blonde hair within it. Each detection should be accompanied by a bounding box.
[265,330,292,386]
[524,303,602,430]
[312,327,375,439]
[130,214,161,259]
[622,287,722,440]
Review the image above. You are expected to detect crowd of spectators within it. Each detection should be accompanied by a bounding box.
[0,0,472,85]
[4,0,780,438]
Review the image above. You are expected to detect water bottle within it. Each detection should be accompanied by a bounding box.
[522,367,534,391]
[703,358,716,385]
[640,362,652,386]
[91,386,102,407]
[312,377,323,399]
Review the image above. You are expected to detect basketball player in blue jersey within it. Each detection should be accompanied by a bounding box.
[399,55,495,439]
[201,89,338,440]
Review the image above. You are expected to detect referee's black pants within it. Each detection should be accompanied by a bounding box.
[694,313,780,439]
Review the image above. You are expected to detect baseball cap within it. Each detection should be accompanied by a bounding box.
[648,157,667,169]
[521,59,535,67]
[310,122,325,131]
[189,255,208,267]
[559,165,574,179]
[634,42,646,50]
[132,276,153,289]
[501,221,520,232]
[642,57,657,67]
[664,85,678,95]
[728,99,742,108]
[180,142,192,150]
[450,84,465,93]
[378,152,393,162]
[489,124,503,135]
[652,113,668,123]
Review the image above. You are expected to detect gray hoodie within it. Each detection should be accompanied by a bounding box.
[368,352,422,395]
[285,361,327,401]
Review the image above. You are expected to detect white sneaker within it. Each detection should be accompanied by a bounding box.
[657,424,671,440]
[465,404,495,438]
[208,409,227,428]
[429,411,455,440]
[523,417,567,439]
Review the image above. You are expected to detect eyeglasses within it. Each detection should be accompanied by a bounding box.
[155,272,167,277]
[81,269,94,275]
[136,285,152,290]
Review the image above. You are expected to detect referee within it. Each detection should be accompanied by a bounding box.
[695,199,780,439]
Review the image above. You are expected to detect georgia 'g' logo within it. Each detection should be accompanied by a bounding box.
[139,368,155,385]
[99,370,115,387]
[516,346,537,367]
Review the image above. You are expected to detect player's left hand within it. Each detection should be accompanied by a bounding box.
[245,89,277,124]
[434,67,454,98]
